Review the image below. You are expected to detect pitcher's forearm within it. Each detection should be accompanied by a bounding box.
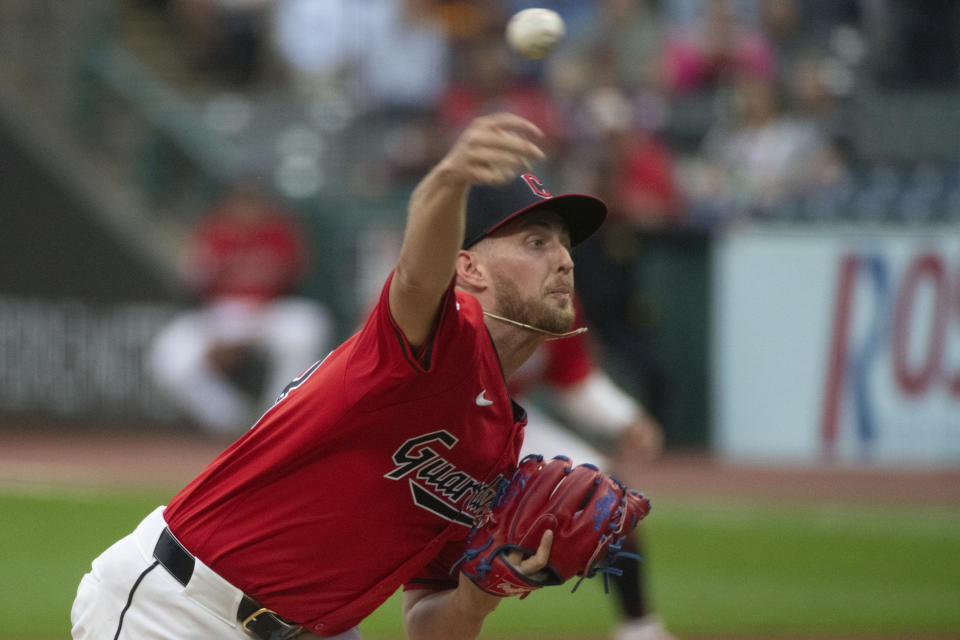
[403,574,501,640]
[393,163,470,306]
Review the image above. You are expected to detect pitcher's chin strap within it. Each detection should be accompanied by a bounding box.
[482,312,588,340]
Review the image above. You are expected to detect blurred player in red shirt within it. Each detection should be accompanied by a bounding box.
[147,179,333,435]
[510,301,673,640]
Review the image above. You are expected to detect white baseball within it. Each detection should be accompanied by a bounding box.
[505,8,565,60]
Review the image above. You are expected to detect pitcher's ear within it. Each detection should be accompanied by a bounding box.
[456,249,488,291]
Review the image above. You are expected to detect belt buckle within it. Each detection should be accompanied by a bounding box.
[241,607,272,633]
[241,607,302,640]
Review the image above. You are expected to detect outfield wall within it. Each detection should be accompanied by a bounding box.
[0,297,180,421]
[713,226,960,466]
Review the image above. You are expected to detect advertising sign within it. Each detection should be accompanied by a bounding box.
[714,226,960,466]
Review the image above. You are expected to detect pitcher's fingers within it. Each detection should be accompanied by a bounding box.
[481,112,545,140]
[466,128,545,164]
[461,166,514,185]
[520,529,553,574]
[464,149,534,175]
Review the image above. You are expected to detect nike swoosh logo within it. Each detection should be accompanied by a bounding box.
[475,390,493,406]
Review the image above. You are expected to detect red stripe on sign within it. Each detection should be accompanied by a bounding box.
[820,255,858,459]
[892,254,947,396]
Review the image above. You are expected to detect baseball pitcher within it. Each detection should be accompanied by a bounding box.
[71,113,650,640]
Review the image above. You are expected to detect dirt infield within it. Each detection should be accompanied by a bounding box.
[2,425,958,506]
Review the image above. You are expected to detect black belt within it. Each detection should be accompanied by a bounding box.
[153,527,302,640]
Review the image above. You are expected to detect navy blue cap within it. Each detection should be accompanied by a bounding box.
[462,173,607,249]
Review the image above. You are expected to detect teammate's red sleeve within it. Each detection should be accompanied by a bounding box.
[540,298,595,388]
[541,333,592,388]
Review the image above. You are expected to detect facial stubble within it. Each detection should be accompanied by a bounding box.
[491,270,575,334]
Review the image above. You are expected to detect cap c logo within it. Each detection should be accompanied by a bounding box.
[521,173,551,198]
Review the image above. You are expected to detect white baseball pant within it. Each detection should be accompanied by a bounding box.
[147,298,332,434]
[71,506,358,640]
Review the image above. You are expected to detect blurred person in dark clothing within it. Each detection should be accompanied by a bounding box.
[509,301,675,640]
[563,85,682,440]
[556,90,680,640]
[684,70,840,225]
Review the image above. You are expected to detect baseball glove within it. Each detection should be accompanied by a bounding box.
[456,454,651,598]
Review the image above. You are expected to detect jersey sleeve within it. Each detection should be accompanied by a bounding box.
[369,270,460,373]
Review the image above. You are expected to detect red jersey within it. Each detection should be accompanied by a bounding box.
[190,210,306,301]
[164,274,525,636]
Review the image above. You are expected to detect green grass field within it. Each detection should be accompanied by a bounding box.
[3,485,959,639]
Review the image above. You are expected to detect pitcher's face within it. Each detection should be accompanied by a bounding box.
[481,210,575,333]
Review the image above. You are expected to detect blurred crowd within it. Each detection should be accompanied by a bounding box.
[142,0,959,230]
[121,0,959,438]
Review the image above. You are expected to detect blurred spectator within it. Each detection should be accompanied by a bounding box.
[760,0,866,60]
[661,0,759,28]
[270,0,354,92]
[757,1,861,182]
[572,219,671,451]
[661,0,776,95]
[561,85,682,229]
[759,0,861,120]
[588,87,683,227]
[558,87,679,429]
[546,0,666,100]
[147,179,333,436]
[272,0,449,112]
[684,71,843,225]
[271,0,451,188]
[588,0,666,93]
[170,0,275,85]
[787,51,846,125]
[438,35,566,151]
[786,50,855,168]
[758,0,809,69]
[356,0,450,114]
